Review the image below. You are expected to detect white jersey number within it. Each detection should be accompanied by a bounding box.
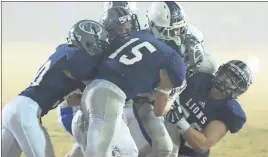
[109,38,156,65]
[31,60,52,86]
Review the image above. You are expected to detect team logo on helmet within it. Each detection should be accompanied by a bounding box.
[79,21,103,35]
[118,15,132,24]
[171,5,184,24]
[172,6,180,18]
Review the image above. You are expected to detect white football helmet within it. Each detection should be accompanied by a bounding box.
[102,1,137,12]
[132,8,150,30]
[148,2,188,44]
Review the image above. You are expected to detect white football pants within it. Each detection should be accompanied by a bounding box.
[133,100,174,157]
[64,143,84,157]
[57,100,138,157]
[2,95,55,157]
[81,79,137,157]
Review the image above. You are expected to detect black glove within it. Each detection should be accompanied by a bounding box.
[165,104,184,124]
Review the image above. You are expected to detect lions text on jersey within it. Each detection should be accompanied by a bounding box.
[177,73,246,156]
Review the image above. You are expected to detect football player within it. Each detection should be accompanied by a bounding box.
[57,34,203,157]
[57,5,150,157]
[80,5,187,157]
[58,4,202,157]
[148,1,218,74]
[165,60,252,157]
[129,2,210,157]
[2,20,108,157]
[101,3,187,157]
[101,5,217,156]
[128,2,215,156]
[131,60,252,157]
[58,3,203,157]
[132,35,205,157]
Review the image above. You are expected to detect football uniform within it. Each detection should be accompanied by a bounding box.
[81,30,186,157]
[2,44,103,157]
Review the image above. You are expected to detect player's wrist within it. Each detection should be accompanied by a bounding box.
[175,117,191,134]
[154,88,172,96]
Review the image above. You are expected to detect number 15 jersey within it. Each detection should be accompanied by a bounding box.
[97,30,187,99]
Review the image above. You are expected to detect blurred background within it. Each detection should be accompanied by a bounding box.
[2,2,268,157]
[3,2,268,51]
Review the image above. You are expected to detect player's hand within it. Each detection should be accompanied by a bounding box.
[165,104,184,124]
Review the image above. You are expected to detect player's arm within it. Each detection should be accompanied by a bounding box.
[153,50,186,116]
[153,69,174,116]
[183,101,245,152]
[167,99,246,152]
[154,50,187,116]
[181,120,228,152]
[165,50,187,89]
[63,45,102,81]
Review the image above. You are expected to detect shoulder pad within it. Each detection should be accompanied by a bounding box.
[226,100,246,120]
[219,99,246,133]
[57,44,83,61]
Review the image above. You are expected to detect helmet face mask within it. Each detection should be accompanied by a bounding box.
[213,67,242,96]
[212,60,253,98]
[108,19,135,40]
[151,20,188,43]
[149,2,188,43]
[100,6,138,42]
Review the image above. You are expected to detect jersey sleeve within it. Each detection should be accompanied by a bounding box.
[165,50,187,88]
[217,99,247,133]
[63,45,102,81]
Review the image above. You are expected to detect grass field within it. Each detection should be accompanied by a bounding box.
[2,43,268,157]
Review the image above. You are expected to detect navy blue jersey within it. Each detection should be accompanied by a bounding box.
[20,44,103,116]
[97,30,186,99]
[177,72,246,157]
